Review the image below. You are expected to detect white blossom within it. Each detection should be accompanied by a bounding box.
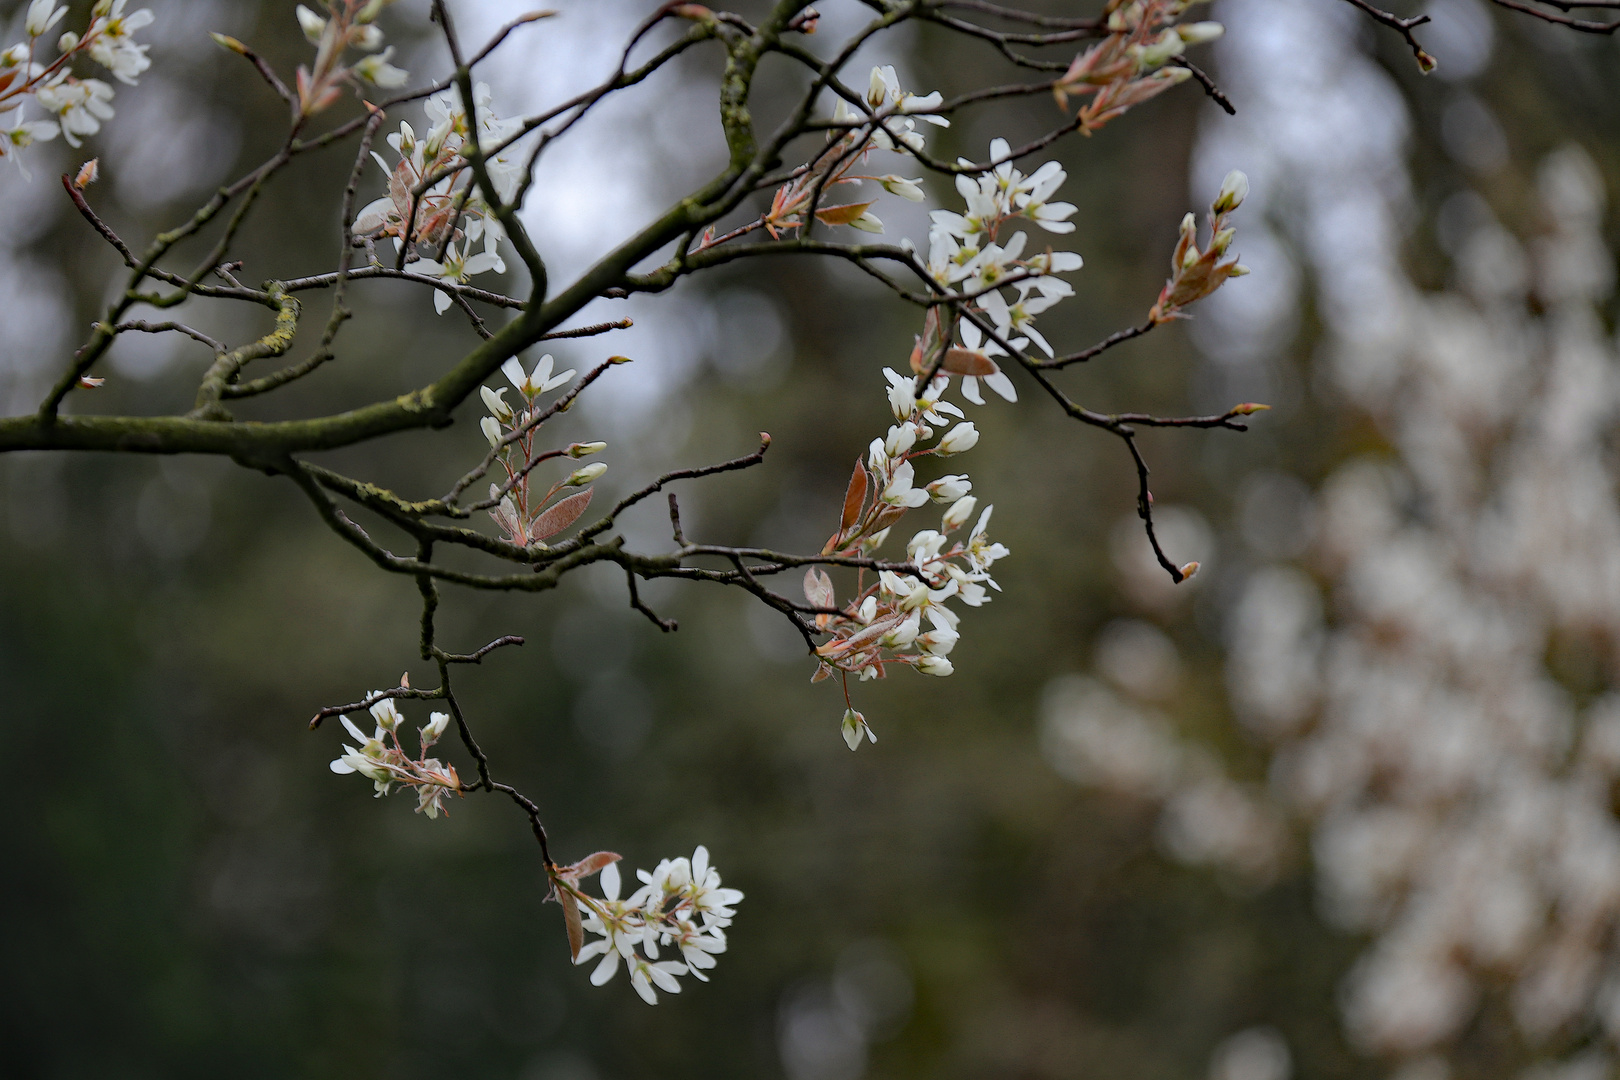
[25,0,67,38]
[33,75,114,147]
[502,354,574,398]
[86,0,154,86]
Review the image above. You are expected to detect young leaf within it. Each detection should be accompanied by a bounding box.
[803,567,835,609]
[557,850,622,881]
[530,488,594,543]
[560,888,583,962]
[841,459,869,533]
[939,346,999,377]
[814,201,875,227]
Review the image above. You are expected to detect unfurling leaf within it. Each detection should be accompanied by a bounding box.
[529,488,594,542]
[804,567,835,610]
[557,851,622,881]
[840,459,869,533]
[938,346,998,378]
[560,887,583,961]
[813,201,875,227]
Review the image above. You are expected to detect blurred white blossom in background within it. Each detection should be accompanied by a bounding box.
[1045,0,1620,1070]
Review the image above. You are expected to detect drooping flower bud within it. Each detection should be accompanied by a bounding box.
[567,463,608,486]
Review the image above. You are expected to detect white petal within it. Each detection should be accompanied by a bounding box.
[601,861,621,902]
[502,357,527,392]
[589,951,621,984]
[983,371,1018,402]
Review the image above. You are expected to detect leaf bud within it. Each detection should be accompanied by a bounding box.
[1178,561,1201,581]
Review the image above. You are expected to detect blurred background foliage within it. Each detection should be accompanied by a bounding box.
[1,1,1617,1078]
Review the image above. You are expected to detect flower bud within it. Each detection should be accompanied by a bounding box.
[55,31,77,52]
[567,462,607,486]
[568,441,607,458]
[295,4,327,44]
[857,595,878,623]
[884,423,917,458]
[927,474,971,503]
[941,494,977,532]
[422,711,450,744]
[370,698,402,732]
[918,626,958,656]
[480,385,513,422]
[907,530,946,564]
[354,48,408,88]
[1229,263,1251,276]
[1129,29,1185,69]
[881,613,921,648]
[850,212,885,234]
[1212,169,1249,214]
[879,175,926,202]
[480,415,503,449]
[1208,227,1236,256]
[26,2,66,39]
[867,66,891,108]
[936,422,979,456]
[350,24,384,51]
[916,655,955,677]
[1177,21,1225,46]
[859,527,891,554]
[841,708,875,751]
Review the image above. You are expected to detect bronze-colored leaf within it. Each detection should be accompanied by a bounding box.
[813,201,874,226]
[841,460,869,533]
[560,888,583,962]
[559,850,622,880]
[530,488,594,542]
[939,346,998,377]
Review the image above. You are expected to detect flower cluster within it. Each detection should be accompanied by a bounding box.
[923,138,1084,389]
[559,848,742,1005]
[355,82,524,311]
[329,696,461,819]
[745,65,946,241]
[1,0,156,168]
[477,354,611,547]
[1052,0,1222,133]
[1148,169,1249,322]
[283,0,407,116]
[806,369,1009,749]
